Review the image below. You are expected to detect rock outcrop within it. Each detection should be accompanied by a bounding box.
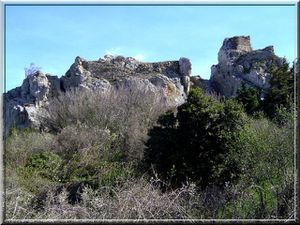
[209,36,285,97]
[4,36,287,135]
[4,56,191,135]
[4,72,61,135]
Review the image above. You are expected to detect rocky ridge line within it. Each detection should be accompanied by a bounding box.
[4,56,191,135]
[4,35,287,135]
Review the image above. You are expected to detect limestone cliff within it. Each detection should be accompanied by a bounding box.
[4,56,191,135]
[209,36,285,97]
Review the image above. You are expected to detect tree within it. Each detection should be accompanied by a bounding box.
[24,63,42,77]
[236,84,260,115]
[144,88,245,189]
[263,60,294,120]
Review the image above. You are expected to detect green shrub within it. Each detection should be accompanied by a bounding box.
[11,151,62,194]
[272,105,294,126]
[60,157,135,188]
[236,85,260,115]
[5,129,56,167]
[221,117,294,218]
[25,152,63,182]
[145,88,246,188]
[262,60,294,119]
[233,118,293,187]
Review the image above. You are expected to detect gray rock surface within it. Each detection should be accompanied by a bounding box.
[4,71,61,135]
[210,36,284,97]
[4,56,191,135]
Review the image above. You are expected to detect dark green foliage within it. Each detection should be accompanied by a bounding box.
[272,105,294,126]
[145,88,245,188]
[143,111,178,184]
[25,152,62,182]
[263,60,294,120]
[15,152,62,194]
[234,60,294,126]
[236,85,260,115]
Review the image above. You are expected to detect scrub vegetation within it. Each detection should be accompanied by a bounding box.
[4,62,295,220]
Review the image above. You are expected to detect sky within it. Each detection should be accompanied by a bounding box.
[5,4,297,91]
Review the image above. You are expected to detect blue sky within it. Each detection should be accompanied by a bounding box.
[5,4,297,91]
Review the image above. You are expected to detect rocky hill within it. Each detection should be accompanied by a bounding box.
[4,35,286,135]
[4,56,191,135]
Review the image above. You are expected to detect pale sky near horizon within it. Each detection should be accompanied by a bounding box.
[5,4,297,91]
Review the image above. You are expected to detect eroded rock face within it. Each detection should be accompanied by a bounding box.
[60,55,190,108]
[4,71,61,135]
[4,56,191,135]
[210,36,284,97]
[179,57,192,93]
[218,36,252,63]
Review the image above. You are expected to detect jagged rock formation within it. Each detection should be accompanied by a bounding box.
[4,35,286,135]
[4,56,191,135]
[61,55,191,96]
[209,36,285,97]
[4,72,61,134]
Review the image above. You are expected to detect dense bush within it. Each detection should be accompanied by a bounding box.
[24,152,62,182]
[236,85,260,115]
[40,85,166,163]
[55,124,116,159]
[219,117,294,218]
[263,60,294,120]
[144,88,246,188]
[5,129,59,196]
[5,128,56,168]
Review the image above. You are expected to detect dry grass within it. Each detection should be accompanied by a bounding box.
[5,177,205,219]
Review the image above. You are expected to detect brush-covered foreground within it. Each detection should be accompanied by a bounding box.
[5,84,295,220]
